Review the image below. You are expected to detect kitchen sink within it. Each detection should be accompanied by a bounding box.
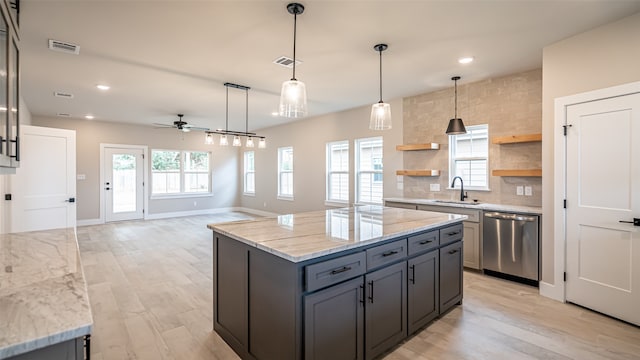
[433,200,482,206]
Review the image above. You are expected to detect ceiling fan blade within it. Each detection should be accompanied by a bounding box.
[188,126,210,132]
[152,123,174,128]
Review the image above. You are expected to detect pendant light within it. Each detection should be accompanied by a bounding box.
[205,132,214,145]
[279,3,307,118]
[370,43,392,130]
[258,138,266,149]
[445,76,467,135]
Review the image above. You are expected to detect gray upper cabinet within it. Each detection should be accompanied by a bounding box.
[0,0,18,171]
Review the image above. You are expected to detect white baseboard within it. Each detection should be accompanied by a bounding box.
[235,207,279,217]
[539,281,565,302]
[77,218,103,227]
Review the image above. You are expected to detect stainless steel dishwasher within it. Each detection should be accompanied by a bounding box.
[482,211,539,285]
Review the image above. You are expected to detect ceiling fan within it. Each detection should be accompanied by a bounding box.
[153,114,209,132]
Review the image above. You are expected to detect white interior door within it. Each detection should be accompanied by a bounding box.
[566,92,640,326]
[10,125,76,232]
[104,147,144,222]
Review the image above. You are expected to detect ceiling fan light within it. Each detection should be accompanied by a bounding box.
[220,134,229,146]
[246,137,255,148]
[205,133,214,145]
[279,79,307,118]
[370,102,392,130]
[446,118,467,135]
[232,136,242,147]
[258,138,267,149]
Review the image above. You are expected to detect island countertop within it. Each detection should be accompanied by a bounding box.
[0,228,92,359]
[208,205,467,262]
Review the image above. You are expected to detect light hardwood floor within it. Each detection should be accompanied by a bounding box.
[77,213,640,360]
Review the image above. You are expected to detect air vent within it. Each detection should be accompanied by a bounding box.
[48,39,80,55]
[273,56,302,68]
[56,113,71,117]
[54,91,74,99]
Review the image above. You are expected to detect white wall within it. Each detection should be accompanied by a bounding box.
[32,116,240,222]
[541,12,640,285]
[241,98,403,214]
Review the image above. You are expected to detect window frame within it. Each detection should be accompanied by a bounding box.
[326,140,349,205]
[151,149,212,198]
[448,124,490,191]
[355,136,384,205]
[277,146,294,200]
[243,150,255,196]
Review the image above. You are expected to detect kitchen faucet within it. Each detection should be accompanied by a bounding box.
[450,176,468,201]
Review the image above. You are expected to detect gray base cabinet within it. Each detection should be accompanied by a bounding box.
[304,277,364,360]
[7,337,84,360]
[407,250,439,335]
[213,222,464,360]
[365,262,407,360]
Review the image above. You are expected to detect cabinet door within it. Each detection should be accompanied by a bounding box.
[213,234,248,351]
[408,250,439,334]
[463,221,481,269]
[304,276,364,360]
[440,240,463,313]
[365,261,407,360]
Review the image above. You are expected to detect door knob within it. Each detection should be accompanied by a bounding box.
[105,187,111,190]
[65,197,76,203]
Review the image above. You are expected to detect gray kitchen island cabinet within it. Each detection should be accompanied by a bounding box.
[210,206,466,360]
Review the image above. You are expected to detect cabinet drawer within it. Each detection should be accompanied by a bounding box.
[366,239,407,270]
[439,224,463,246]
[306,252,366,292]
[408,230,439,256]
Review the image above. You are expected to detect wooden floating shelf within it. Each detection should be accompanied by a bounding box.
[396,170,441,177]
[492,133,542,144]
[396,143,440,151]
[492,169,542,177]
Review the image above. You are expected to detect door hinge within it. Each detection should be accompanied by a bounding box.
[563,124,573,136]
[564,272,567,282]
[142,154,144,159]
[563,199,567,209]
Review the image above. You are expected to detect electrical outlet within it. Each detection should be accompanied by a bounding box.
[76,174,86,180]
[430,183,441,192]
[397,182,404,190]
[525,186,533,196]
[516,186,524,196]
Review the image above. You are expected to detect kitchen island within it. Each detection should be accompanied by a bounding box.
[0,228,92,360]
[209,205,466,360]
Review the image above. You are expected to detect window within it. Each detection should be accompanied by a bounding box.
[355,137,383,204]
[326,141,349,203]
[244,151,255,195]
[278,147,293,199]
[449,124,489,190]
[152,150,211,195]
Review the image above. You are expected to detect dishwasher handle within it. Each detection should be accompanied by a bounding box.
[484,212,537,222]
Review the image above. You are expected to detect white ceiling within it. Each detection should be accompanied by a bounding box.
[20,1,640,132]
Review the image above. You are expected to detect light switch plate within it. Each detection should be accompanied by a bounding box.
[430,183,441,192]
[516,186,524,196]
[525,186,533,196]
[77,174,86,180]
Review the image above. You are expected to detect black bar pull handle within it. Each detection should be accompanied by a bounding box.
[448,249,459,254]
[368,281,374,303]
[409,265,415,284]
[359,284,365,306]
[382,250,399,257]
[330,266,352,275]
[419,239,434,245]
[447,231,460,236]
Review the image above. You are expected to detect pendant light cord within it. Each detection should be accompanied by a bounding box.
[454,78,458,119]
[292,11,298,81]
[378,48,383,103]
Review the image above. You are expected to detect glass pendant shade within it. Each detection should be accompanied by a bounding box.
[219,134,229,146]
[279,79,307,118]
[370,102,392,130]
[258,138,267,149]
[246,137,255,148]
[232,136,242,147]
[446,118,467,135]
[205,133,214,145]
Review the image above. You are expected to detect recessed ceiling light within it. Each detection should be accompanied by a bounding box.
[96,84,110,91]
[85,115,95,120]
[458,57,474,64]
[271,112,279,116]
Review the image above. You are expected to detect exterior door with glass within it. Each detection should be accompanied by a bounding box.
[104,147,144,222]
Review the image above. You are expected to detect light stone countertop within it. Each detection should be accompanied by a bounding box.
[384,197,542,215]
[208,205,467,263]
[0,228,93,359]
